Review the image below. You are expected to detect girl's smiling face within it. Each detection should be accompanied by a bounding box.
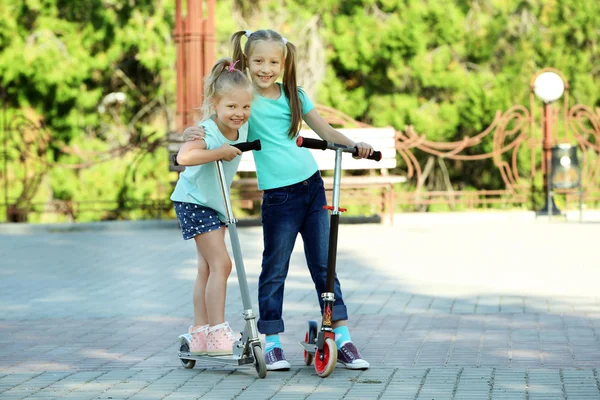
[212,88,253,136]
[247,41,284,96]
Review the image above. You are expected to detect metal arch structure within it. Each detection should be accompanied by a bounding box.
[0,106,50,222]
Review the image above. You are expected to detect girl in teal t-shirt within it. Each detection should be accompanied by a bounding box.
[171,58,252,357]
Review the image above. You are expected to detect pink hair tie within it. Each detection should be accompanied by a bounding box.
[227,60,239,72]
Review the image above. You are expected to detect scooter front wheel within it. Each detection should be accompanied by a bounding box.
[314,337,337,377]
[253,344,267,378]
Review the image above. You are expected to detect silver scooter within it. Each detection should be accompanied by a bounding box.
[174,140,267,378]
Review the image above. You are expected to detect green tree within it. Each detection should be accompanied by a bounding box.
[0,0,176,222]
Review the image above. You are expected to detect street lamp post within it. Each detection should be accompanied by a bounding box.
[532,71,565,216]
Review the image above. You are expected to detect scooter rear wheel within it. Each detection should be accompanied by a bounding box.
[304,320,318,366]
[314,338,337,377]
[253,344,267,379]
[179,341,196,369]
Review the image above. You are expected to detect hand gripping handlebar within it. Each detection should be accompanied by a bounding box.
[172,139,261,166]
[233,139,261,152]
[295,136,382,161]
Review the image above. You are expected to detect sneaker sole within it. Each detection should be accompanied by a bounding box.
[266,360,291,371]
[206,351,233,356]
[190,351,207,356]
[339,360,370,370]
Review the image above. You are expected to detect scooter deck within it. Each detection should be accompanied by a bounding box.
[299,341,316,354]
[178,352,255,366]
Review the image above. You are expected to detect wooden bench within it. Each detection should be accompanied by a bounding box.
[168,127,405,223]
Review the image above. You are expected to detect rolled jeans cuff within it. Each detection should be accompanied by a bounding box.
[332,304,348,322]
[258,319,285,335]
[257,304,348,335]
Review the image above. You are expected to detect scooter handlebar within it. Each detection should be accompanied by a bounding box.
[296,136,382,161]
[172,139,261,166]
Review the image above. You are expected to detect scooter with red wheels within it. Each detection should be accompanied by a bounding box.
[173,140,267,379]
[295,136,381,377]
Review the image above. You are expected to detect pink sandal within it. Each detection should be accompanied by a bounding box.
[188,325,208,355]
[206,322,237,356]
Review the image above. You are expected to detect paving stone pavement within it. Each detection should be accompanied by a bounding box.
[1,213,600,399]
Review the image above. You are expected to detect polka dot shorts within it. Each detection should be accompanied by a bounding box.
[173,201,224,240]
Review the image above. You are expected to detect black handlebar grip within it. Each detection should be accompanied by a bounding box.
[172,139,261,167]
[296,136,328,150]
[367,150,382,161]
[233,139,261,152]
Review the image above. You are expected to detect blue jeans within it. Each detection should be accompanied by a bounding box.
[257,171,348,335]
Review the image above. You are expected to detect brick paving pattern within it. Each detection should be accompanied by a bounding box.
[1,214,599,399]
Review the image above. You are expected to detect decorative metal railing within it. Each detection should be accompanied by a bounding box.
[2,69,599,222]
[319,69,600,211]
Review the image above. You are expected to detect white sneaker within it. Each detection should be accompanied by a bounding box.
[337,342,370,370]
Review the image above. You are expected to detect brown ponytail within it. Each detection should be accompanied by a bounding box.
[231,30,248,72]
[281,41,302,139]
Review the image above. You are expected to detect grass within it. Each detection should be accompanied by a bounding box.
[350,377,383,384]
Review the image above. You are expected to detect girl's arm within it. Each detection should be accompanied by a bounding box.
[176,139,241,166]
[303,109,373,158]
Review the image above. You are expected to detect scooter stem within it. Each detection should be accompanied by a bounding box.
[331,148,343,214]
[324,148,343,308]
[215,160,253,312]
[216,160,236,224]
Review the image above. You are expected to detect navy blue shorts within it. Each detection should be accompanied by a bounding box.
[173,201,224,240]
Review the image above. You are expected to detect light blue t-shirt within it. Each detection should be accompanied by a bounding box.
[170,118,248,222]
[248,83,317,190]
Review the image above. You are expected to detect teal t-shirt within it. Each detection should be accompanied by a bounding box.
[248,83,317,190]
[170,118,248,222]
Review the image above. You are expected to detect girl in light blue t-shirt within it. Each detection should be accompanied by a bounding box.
[183,30,375,371]
[170,58,252,357]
